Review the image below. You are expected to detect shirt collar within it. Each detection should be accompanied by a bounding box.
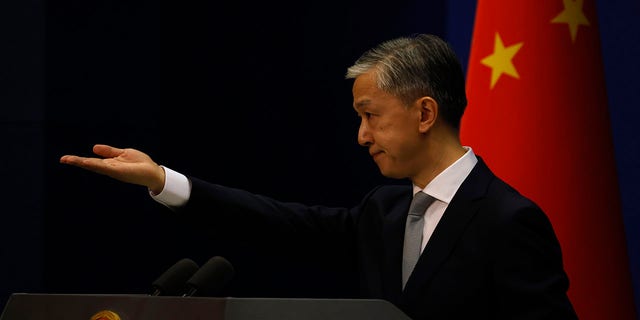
[413,146,478,204]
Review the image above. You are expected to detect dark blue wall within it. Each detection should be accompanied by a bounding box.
[596,2,640,314]
[0,0,44,307]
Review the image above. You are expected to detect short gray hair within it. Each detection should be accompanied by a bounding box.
[345,34,467,129]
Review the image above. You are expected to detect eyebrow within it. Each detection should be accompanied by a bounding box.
[354,99,372,110]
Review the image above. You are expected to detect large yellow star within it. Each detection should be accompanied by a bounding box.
[551,0,590,43]
[481,33,523,89]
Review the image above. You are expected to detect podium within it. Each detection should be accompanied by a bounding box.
[0,293,412,320]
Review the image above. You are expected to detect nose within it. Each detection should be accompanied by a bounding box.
[358,120,373,147]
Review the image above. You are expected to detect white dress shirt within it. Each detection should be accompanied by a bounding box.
[150,165,191,208]
[412,147,478,252]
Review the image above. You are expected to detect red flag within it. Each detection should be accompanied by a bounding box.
[460,0,636,318]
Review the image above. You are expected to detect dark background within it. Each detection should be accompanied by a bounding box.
[1,0,638,316]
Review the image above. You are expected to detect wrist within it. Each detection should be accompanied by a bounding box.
[149,165,166,195]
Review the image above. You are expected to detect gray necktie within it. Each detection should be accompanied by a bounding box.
[402,191,435,289]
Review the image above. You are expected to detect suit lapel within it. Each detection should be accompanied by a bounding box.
[381,190,413,302]
[401,158,494,298]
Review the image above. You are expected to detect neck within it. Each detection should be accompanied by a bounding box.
[412,127,466,189]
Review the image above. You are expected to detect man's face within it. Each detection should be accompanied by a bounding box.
[352,71,425,180]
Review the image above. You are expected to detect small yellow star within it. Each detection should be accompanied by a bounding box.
[481,33,524,89]
[551,0,590,43]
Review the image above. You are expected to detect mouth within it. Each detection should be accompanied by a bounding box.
[370,150,383,159]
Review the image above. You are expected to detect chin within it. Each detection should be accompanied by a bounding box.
[378,167,406,180]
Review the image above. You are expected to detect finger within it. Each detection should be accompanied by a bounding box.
[59,155,85,165]
[92,144,125,158]
[59,155,100,169]
[76,158,117,175]
[64,157,115,175]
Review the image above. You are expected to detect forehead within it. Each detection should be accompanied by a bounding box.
[353,72,380,107]
[352,70,378,97]
[352,71,402,110]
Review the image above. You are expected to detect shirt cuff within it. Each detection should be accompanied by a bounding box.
[149,165,191,208]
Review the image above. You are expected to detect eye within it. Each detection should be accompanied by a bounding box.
[355,109,375,120]
[356,112,371,119]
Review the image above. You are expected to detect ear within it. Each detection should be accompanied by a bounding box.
[417,96,438,133]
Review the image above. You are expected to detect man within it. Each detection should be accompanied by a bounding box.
[60,34,577,319]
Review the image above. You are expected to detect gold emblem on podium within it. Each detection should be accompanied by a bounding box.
[90,310,121,320]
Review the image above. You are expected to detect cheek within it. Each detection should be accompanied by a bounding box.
[373,116,413,149]
[373,121,390,137]
[387,129,419,156]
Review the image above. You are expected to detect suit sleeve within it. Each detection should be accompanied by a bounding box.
[174,176,360,238]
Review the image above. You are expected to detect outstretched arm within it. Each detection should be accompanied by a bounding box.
[59,144,166,194]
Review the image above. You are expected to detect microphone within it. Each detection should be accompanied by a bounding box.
[182,256,235,297]
[150,258,199,296]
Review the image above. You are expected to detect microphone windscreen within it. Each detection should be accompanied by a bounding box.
[185,256,235,297]
[151,258,199,296]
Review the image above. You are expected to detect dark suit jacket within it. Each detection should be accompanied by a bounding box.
[179,157,577,319]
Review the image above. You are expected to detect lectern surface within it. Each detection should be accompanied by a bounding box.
[0,293,412,320]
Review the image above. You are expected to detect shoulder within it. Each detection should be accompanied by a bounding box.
[471,157,542,213]
[479,176,561,249]
[364,183,412,201]
[486,175,538,211]
[351,183,412,215]
[469,158,555,233]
